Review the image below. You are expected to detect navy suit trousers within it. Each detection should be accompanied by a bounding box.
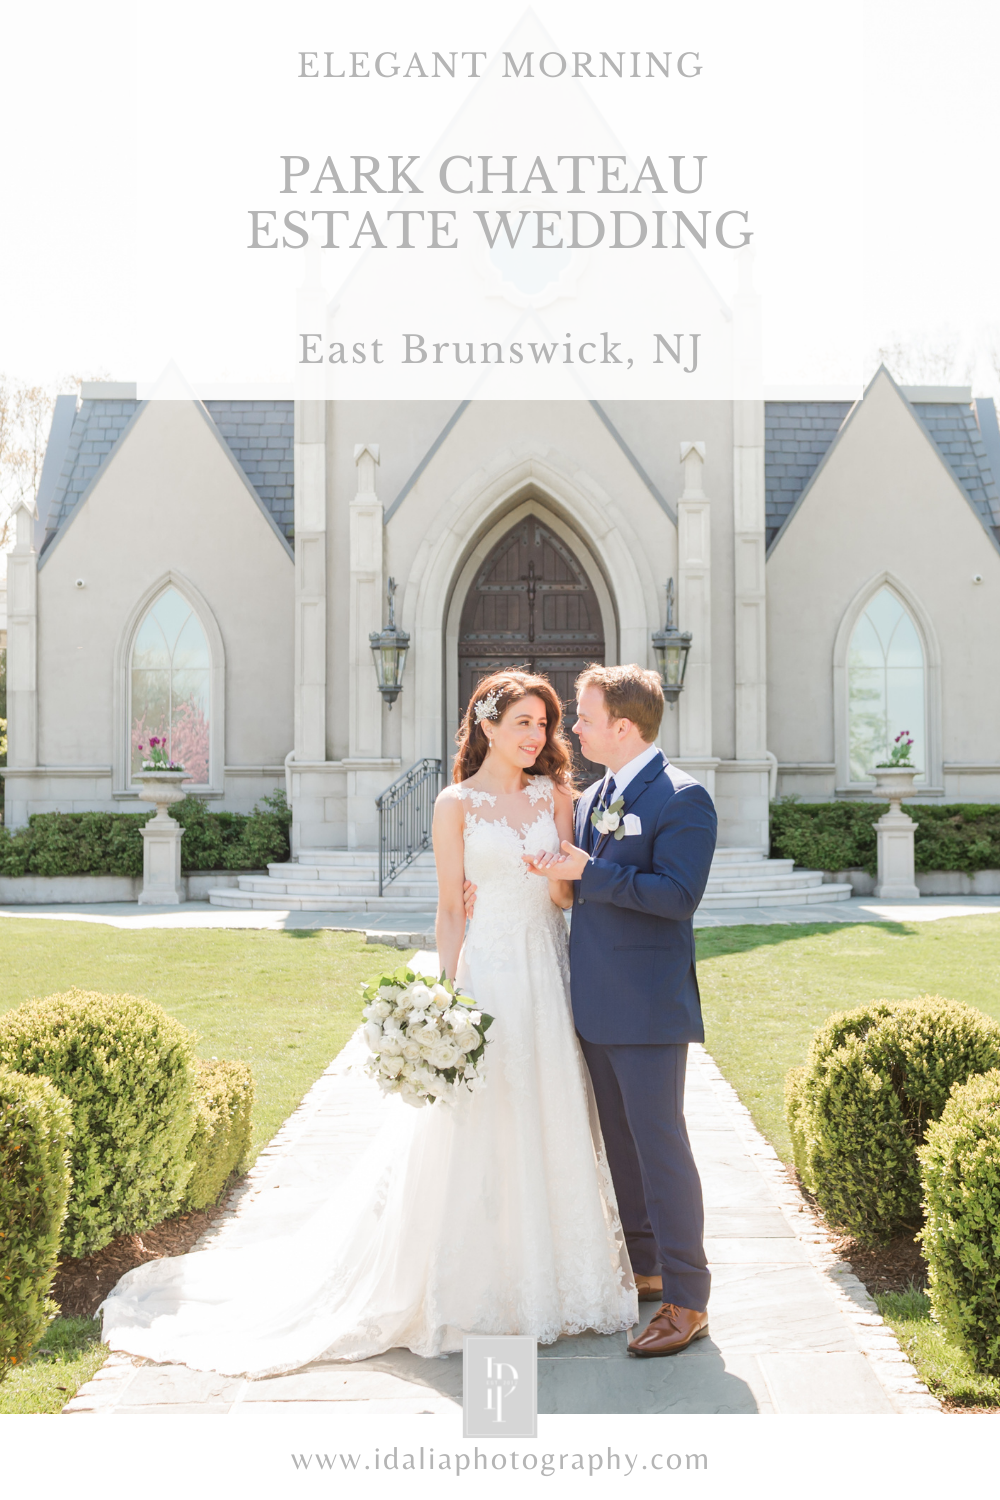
[578,1036,710,1313]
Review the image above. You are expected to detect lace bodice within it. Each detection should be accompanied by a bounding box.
[456,776,565,963]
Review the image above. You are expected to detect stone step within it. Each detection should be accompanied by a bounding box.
[702,859,796,880]
[704,871,825,894]
[709,847,770,864]
[239,878,437,900]
[206,889,439,912]
[698,882,853,909]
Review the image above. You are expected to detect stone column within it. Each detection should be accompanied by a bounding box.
[874,806,919,899]
[677,442,718,798]
[348,444,384,761]
[4,499,38,827]
[293,400,327,763]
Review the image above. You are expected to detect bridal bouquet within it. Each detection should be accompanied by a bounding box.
[360,966,494,1108]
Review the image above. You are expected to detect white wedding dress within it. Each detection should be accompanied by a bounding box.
[100,777,637,1377]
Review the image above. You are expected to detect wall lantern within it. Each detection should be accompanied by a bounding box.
[651,578,692,705]
[369,577,410,709]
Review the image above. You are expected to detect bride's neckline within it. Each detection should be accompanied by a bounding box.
[456,776,553,835]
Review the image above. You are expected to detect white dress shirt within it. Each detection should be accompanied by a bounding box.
[598,742,662,803]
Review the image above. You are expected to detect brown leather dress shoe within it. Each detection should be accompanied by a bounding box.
[633,1274,664,1303]
[627,1303,709,1357]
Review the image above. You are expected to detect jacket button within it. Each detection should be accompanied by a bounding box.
[578,898,586,905]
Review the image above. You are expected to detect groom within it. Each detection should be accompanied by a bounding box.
[553,664,717,1356]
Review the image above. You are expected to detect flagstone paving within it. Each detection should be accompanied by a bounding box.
[64,952,941,1417]
[3,892,1000,943]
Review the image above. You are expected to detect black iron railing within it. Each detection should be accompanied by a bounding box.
[377,757,442,896]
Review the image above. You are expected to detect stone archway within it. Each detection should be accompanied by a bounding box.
[458,514,607,778]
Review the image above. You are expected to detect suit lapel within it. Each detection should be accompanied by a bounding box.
[591,753,667,858]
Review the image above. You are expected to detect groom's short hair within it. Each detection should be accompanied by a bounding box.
[576,664,664,742]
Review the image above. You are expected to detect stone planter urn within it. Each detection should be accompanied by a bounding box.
[871,766,920,899]
[871,766,920,812]
[137,770,189,905]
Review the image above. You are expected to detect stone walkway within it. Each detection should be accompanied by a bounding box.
[3,892,1000,949]
[65,952,940,1417]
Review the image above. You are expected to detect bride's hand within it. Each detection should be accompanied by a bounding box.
[522,850,569,879]
[524,843,590,882]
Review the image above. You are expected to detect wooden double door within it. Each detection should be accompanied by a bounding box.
[458,516,606,781]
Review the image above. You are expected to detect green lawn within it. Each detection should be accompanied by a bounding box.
[696,914,1000,1160]
[4,910,1000,1414]
[0,1318,106,1415]
[0,918,413,1162]
[876,1286,1000,1411]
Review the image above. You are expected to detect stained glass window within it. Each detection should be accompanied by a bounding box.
[848,587,924,781]
[130,588,210,783]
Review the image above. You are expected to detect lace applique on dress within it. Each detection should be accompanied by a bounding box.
[524,775,554,807]
[455,787,497,809]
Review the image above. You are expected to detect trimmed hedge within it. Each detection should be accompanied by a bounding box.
[183,1058,254,1212]
[919,1069,1000,1373]
[785,996,1000,1246]
[0,789,291,878]
[770,799,1000,877]
[0,1068,72,1381]
[0,991,197,1258]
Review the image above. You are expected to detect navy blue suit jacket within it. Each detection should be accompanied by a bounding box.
[569,753,718,1046]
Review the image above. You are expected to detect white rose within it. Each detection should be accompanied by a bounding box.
[456,1029,480,1053]
[379,1034,403,1056]
[380,1054,404,1078]
[369,999,392,1021]
[378,985,397,1000]
[467,1011,482,1027]
[430,984,451,1010]
[427,1041,461,1070]
[596,810,620,833]
[364,1020,383,1051]
[407,983,433,1010]
[401,1040,422,1062]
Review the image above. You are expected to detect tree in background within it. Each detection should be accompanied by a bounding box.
[870,330,974,389]
[0,376,56,552]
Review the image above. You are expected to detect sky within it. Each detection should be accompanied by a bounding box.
[1,0,999,396]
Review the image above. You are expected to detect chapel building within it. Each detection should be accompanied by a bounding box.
[4,369,1000,906]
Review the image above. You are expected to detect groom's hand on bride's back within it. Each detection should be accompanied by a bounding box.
[463,879,477,918]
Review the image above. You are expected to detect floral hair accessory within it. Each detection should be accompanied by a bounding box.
[473,690,501,725]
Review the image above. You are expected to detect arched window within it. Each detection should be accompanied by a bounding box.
[130,587,211,783]
[848,587,925,781]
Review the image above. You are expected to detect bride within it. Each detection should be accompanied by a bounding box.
[99,670,637,1377]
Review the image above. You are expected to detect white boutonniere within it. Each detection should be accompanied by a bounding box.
[591,794,626,841]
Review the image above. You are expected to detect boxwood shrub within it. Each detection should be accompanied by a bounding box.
[785,996,1000,1245]
[919,1069,1000,1373]
[0,1068,72,1380]
[183,1058,254,1212]
[770,799,1000,877]
[0,789,291,878]
[0,991,198,1258]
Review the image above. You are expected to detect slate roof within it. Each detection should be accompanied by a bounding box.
[765,391,1000,549]
[203,401,294,541]
[40,398,140,549]
[911,401,1000,535]
[38,398,296,554]
[765,402,854,549]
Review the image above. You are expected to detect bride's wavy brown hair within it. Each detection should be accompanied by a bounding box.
[453,669,576,789]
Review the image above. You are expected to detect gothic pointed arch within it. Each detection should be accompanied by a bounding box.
[113,572,226,794]
[832,572,941,790]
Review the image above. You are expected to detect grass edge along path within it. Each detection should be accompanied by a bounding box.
[0,1317,107,1415]
[876,1287,1000,1412]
